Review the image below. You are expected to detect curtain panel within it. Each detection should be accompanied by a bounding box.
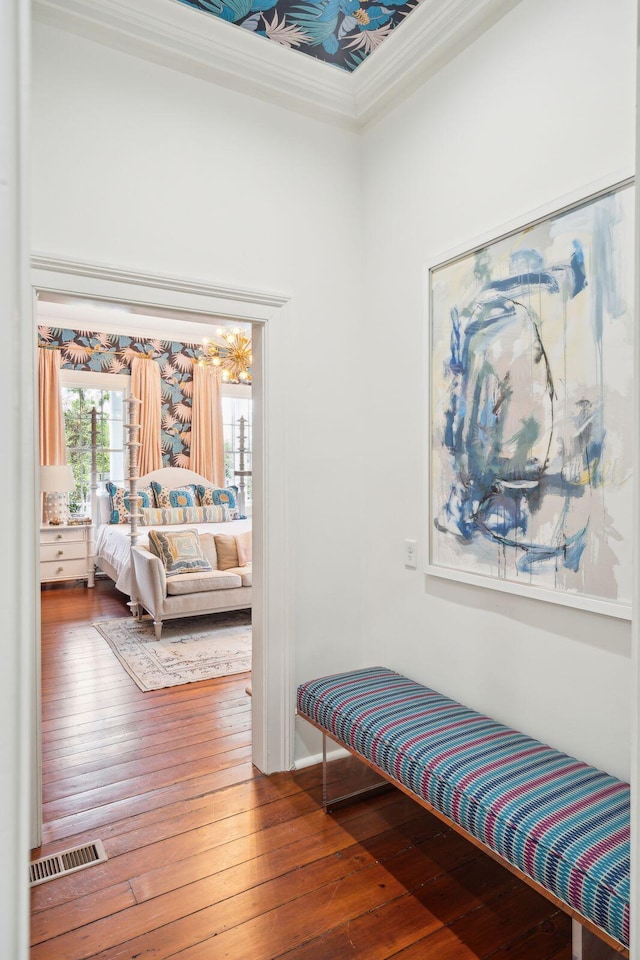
[38,348,66,465]
[131,356,162,476]
[191,363,224,486]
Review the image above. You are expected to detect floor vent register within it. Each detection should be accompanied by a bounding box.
[30,840,107,886]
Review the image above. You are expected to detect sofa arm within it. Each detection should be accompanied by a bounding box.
[132,545,167,617]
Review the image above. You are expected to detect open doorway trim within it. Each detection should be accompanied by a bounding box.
[31,253,295,842]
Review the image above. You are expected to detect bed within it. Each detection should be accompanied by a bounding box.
[94,466,252,603]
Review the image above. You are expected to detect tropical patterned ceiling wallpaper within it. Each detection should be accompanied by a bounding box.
[38,326,206,468]
[176,0,422,71]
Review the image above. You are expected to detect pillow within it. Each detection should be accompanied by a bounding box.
[140,505,231,525]
[197,485,239,518]
[235,530,252,566]
[151,482,198,509]
[147,528,212,577]
[199,533,218,570]
[214,535,238,571]
[214,532,252,570]
[106,483,154,524]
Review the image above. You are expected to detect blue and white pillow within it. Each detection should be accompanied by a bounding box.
[106,483,153,524]
[196,484,239,518]
[151,482,198,510]
[147,528,212,577]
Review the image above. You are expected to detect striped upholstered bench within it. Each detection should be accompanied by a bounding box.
[297,667,630,955]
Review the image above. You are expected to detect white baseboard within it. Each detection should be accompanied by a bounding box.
[293,744,349,770]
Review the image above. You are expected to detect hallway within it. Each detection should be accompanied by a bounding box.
[31,581,571,959]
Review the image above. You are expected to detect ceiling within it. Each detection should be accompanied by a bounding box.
[34,0,521,127]
[175,0,422,73]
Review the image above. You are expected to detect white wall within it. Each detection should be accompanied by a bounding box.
[360,0,636,780]
[31,2,637,781]
[31,23,367,760]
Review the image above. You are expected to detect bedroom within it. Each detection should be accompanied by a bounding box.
[2,0,638,958]
[38,299,254,641]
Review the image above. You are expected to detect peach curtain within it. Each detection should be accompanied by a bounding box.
[131,356,162,475]
[191,363,224,486]
[38,348,66,465]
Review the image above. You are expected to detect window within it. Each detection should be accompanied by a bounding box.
[60,371,129,514]
[221,384,252,515]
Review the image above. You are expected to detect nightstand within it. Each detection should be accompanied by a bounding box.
[40,524,95,587]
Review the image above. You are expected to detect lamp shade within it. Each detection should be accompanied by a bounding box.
[40,464,75,493]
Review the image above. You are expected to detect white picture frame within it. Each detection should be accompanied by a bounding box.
[425,175,634,620]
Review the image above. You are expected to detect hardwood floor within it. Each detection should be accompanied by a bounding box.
[32,580,571,960]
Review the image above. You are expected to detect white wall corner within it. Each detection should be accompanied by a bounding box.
[352,0,522,126]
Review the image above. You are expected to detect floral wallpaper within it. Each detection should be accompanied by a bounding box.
[177,0,422,72]
[38,326,204,468]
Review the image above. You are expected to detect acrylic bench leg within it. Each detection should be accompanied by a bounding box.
[572,919,622,960]
[322,733,392,812]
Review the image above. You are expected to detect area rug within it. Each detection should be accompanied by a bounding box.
[93,611,251,692]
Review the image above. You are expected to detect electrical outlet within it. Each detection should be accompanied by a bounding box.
[404,539,417,569]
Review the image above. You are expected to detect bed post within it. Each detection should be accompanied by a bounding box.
[234,414,251,518]
[124,394,143,619]
[90,407,98,527]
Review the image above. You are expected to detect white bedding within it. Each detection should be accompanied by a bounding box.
[95,518,252,596]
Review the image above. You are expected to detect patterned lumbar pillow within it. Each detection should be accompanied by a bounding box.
[197,485,239,518]
[147,528,212,577]
[140,505,231,525]
[151,482,198,509]
[106,483,154,524]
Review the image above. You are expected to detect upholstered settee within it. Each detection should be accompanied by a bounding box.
[131,530,251,639]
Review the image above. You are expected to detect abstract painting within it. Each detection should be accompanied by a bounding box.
[426,181,634,617]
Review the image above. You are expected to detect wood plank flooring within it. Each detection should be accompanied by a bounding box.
[32,579,571,960]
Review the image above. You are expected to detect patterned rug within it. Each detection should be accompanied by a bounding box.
[93,611,252,691]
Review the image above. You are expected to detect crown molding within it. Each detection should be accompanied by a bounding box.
[353,0,522,126]
[33,0,357,127]
[33,0,522,129]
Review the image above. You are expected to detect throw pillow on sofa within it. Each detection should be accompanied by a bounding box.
[214,531,252,570]
[148,528,212,577]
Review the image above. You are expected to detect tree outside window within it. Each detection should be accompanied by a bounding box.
[60,373,127,514]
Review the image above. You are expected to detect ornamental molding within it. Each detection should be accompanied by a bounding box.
[33,0,521,128]
[31,253,290,309]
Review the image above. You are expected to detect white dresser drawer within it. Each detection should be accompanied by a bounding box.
[40,558,88,582]
[41,527,87,544]
[40,541,87,563]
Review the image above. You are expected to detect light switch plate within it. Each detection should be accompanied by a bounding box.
[404,539,417,568]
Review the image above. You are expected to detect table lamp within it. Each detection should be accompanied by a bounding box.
[40,465,75,525]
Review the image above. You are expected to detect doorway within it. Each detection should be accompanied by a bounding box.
[31,255,294,848]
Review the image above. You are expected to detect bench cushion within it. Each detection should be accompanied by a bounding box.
[297,667,630,947]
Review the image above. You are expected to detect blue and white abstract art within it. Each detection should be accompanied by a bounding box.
[427,182,634,617]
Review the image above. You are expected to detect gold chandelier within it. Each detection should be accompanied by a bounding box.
[198,327,252,383]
